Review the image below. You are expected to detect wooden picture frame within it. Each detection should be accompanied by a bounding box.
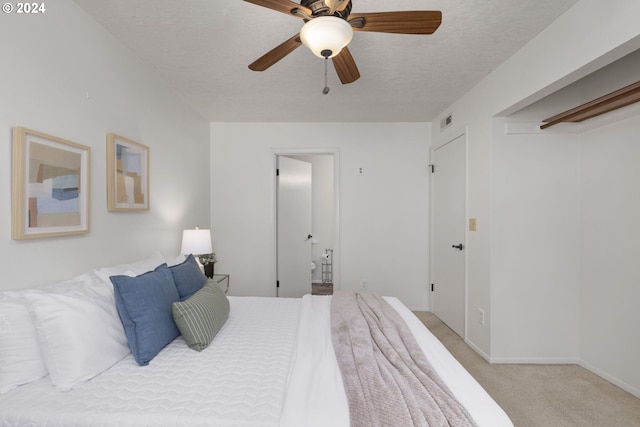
[107,133,149,211]
[12,127,90,239]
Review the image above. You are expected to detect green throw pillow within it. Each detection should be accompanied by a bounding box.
[171,280,230,351]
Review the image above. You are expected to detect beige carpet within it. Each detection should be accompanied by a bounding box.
[413,311,640,427]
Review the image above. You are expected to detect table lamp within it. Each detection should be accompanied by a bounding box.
[181,226,216,278]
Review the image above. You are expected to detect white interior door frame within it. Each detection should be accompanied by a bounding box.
[429,129,468,338]
[270,148,340,297]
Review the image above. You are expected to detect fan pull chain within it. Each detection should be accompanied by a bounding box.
[322,57,330,95]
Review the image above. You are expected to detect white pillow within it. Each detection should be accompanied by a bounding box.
[0,293,48,394]
[24,274,130,391]
[167,253,186,267]
[0,271,102,394]
[95,251,165,285]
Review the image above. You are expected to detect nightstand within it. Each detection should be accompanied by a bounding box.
[209,274,230,294]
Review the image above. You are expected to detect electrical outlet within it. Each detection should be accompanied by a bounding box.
[478,308,485,326]
[358,167,364,175]
[361,279,367,289]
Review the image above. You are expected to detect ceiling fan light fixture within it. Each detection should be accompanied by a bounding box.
[300,16,353,58]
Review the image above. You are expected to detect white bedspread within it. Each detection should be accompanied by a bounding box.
[0,297,300,427]
[0,294,512,427]
[280,295,513,427]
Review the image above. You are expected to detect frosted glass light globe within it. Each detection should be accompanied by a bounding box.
[300,16,353,58]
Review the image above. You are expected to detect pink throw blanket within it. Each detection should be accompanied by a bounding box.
[330,291,477,427]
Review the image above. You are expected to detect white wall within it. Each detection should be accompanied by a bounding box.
[432,0,640,359]
[580,113,640,397]
[211,122,431,310]
[492,119,581,362]
[288,155,335,283]
[0,0,210,290]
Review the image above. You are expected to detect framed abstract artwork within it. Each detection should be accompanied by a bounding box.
[106,133,149,211]
[12,127,90,239]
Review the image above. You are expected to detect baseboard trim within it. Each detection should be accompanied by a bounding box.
[408,305,430,312]
[580,360,640,399]
[461,340,581,365]
[489,356,580,364]
[416,311,640,399]
[464,339,491,362]
[468,352,639,398]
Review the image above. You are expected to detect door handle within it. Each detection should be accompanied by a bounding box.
[452,243,464,250]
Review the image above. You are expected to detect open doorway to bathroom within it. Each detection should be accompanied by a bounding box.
[274,150,338,297]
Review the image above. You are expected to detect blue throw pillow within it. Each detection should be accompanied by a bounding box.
[170,254,207,301]
[111,264,180,366]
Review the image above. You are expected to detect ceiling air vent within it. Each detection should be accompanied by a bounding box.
[440,113,453,131]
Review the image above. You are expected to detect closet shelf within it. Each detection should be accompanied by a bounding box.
[540,80,640,129]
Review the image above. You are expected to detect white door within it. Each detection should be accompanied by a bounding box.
[277,156,312,298]
[431,134,466,337]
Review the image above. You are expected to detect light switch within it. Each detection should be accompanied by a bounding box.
[469,218,477,231]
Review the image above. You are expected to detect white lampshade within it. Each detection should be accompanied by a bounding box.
[300,16,353,58]
[181,228,212,255]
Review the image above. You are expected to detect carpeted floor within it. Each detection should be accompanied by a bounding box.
[413,311,640,427]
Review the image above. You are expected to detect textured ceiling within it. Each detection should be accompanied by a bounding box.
[73,0,579,122]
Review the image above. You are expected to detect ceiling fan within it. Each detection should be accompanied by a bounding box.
[244,0,442,85]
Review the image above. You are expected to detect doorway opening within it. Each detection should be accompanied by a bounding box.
[273,150,339,298]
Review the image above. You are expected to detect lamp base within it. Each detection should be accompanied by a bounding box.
[204,263,214,278]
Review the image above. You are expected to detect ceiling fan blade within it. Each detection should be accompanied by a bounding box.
[248,33,302,71]
[348,11,442,34]
[327,0,350,14]
[243,0,311,18]
[332,47,360,84]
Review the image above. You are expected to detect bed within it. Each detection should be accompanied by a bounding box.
[0,254,513,427]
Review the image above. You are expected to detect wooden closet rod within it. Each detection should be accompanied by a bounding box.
[540,80,640,129]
